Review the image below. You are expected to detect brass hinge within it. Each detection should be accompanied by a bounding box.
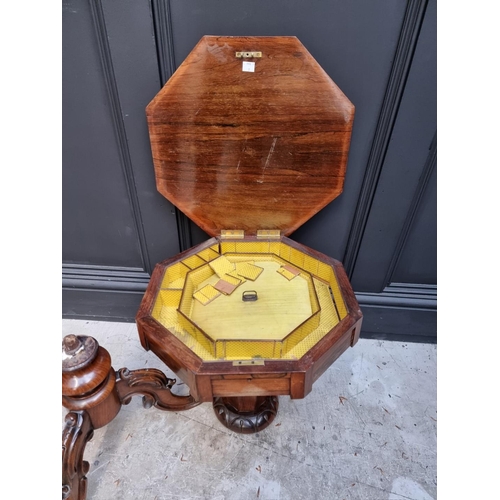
[257,230,281,239]
[220,230,245,239]
[235,51,262,59]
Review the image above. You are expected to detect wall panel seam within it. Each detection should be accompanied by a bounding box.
[383,133,436,285]
[343,0,429,277]
[89,0,152,272]
[150,0,192,251]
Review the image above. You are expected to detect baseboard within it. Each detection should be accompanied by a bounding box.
[62,264,149,322]
[62,263,151,291]
[356,283,436,343]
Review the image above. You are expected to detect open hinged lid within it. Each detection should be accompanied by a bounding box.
[146,36,354,237]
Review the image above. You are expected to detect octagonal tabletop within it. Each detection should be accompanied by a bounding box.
[146,36,354,237]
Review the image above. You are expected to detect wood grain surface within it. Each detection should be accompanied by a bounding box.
[147,36,354,237]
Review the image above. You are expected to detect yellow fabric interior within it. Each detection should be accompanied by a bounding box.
[152,241,348,361]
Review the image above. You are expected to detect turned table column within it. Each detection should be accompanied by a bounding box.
[213,396,279,434]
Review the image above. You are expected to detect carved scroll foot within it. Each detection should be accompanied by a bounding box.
[62,411,94,500]
[213,396,279,434]
[116,368,201,411]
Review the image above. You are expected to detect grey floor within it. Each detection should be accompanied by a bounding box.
[62,320,437,500]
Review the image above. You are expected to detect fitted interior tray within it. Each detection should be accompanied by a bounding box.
[151,239,347,362]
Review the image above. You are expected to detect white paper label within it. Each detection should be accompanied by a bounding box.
[242,61,255,72]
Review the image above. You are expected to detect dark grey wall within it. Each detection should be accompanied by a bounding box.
[63,0,436,341]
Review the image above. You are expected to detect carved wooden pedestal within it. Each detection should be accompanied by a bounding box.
[61,34,365,500]
[213,396,279,434]
[61,334,200,500]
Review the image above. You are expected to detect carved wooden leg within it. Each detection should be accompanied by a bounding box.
[62,335,200,500]
[62,411,94,500]
[115,367,200,411]
[213,396,279,434]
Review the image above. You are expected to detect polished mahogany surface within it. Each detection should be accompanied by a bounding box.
[147,36,354,237]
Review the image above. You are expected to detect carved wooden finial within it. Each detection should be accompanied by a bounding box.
[62,335,98,372]
[62,334,81,355]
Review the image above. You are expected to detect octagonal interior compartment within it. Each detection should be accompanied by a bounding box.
[188,257,315,341]
[151,240,348,361]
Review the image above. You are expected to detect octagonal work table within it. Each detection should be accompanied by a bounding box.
[137,35,362,433]
[62,35,362,500]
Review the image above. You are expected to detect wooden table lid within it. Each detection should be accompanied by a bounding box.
[147,36,354,237]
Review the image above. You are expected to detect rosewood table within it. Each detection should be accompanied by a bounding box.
[62,36,362,500]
